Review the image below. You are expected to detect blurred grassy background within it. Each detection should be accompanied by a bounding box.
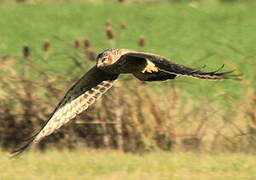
[1,1,255,93]
[0,0,256,159]
[1,150,256,179]
[1,1,256,179]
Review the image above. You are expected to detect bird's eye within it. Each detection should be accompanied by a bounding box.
[102,58,107,62]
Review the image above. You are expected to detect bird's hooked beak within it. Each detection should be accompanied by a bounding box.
[96,59,103,68]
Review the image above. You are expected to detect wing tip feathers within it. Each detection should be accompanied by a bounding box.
[10,139,35,158]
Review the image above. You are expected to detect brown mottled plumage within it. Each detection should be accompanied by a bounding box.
[12,48,239,156]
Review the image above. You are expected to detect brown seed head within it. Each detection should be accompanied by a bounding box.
[43,41,51,52]
[22,45,30,58]
[138,36,147,47]
[85,48,97,61]
[121,23,128,30]
[83,39,92,49]
[106,26,115,40]
[74,39,81,48]
[106,20,113,28]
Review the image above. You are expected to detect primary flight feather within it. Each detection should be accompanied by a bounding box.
[12,48,239,156]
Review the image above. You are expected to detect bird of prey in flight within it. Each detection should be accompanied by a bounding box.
[12,48,239,156]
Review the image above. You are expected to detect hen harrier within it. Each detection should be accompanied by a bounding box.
[12,48,239,156]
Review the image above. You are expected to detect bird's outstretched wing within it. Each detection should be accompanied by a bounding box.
[12,66,119,156]
[123,51,240,80]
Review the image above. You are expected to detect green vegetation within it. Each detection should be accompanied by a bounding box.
[0,1,255,81]
[0,2,256,179]
[0,1,256,153]
[1,150,256,180]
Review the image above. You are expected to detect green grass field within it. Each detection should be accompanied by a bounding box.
[1,150,255,180]
[0,1,255,94]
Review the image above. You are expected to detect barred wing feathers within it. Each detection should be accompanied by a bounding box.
[12,66,118,156]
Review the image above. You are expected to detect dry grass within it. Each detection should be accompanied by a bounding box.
[0,2,255,153]
[1,150,256,180]
[0,38,255,153]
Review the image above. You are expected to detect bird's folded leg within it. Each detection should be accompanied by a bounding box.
[142,59,159,73]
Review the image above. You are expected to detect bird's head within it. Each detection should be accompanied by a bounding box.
[96,49,124,69]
